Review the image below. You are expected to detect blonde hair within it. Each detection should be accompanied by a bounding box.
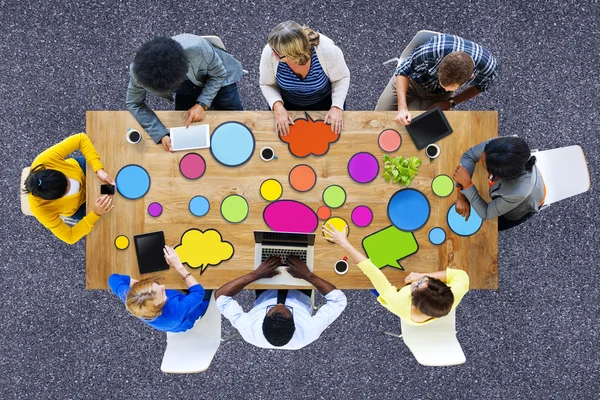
[126,277,165,320]
[268,21,320,65]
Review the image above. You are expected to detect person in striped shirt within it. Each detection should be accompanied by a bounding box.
[260,21,350,135]
[375,33,498,126]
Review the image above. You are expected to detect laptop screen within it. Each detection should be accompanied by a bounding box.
[254,231,315,246]
[134,231,169,274]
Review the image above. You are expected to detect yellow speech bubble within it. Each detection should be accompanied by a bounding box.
[174,229,234,273]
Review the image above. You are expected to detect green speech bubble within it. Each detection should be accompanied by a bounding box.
[361,225,419,270]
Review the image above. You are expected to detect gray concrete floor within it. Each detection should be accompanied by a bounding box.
[0,1,598,399]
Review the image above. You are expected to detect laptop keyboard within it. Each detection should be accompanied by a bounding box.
[261,248,308,263]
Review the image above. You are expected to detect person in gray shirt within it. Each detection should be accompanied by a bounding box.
[126,34,244,152]
[453,137,546,231]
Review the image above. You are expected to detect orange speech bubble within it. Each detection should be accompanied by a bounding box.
[280,113,340,157]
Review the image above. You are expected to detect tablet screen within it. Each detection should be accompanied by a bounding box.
[406,106,453,150]
[134,231,169,274]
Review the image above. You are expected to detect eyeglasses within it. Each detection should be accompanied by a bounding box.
[266,304,293,316]
[271,48,286,60]
[411,276,429,293]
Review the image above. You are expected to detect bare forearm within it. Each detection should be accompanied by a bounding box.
[214,271,257,299]
[173,264,199,288]
[453,86,480,105]
[338,240,367,264]
[306,274,336,296]
[396,75,409,110]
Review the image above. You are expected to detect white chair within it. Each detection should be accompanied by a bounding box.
[161,295,223,374]
[383,30,441,67]
[384,308,466,366]
[531,145,590,209]
[20,167,33,216]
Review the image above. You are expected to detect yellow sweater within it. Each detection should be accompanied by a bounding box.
[357,259,470,326]
[29,133,104,244]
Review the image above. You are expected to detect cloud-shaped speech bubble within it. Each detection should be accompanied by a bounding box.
[174,228,234,273]
[280,113,340,157]
[361,225,418,270]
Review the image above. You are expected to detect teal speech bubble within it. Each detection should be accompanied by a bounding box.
[361,225,419,270]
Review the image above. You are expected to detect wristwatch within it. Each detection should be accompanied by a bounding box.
[197,102,209,111]
[449,98,457,109]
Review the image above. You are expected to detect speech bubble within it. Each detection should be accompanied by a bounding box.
[280,113,340,157]
[174,228,234,273]
[361,225,419,270]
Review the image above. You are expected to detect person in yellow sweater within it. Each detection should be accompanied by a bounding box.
[23,133,115,244]
[323,223,470,325]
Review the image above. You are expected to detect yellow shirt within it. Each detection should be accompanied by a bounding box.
[29,133,104,244]
[357,259,470,326]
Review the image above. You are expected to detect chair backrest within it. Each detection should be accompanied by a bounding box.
[532,145,590,207]
[160,294,222,373]
[400,308,466,366]
[202,35,226,51]
[398,30,441,65]
[20,167,33,216]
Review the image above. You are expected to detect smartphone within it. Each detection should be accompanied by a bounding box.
[101,184,115,195]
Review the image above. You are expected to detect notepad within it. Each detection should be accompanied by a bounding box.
[170,124,210,151]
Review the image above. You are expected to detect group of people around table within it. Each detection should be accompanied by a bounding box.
[23,21,547,349]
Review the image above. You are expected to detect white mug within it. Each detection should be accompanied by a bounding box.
[126,128,142,144]
[334,258,349,275]
[260,146,277,161]
[426,143,441,159]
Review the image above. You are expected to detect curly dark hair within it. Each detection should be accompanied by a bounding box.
[133,37,189,92]
[262,312,295,347]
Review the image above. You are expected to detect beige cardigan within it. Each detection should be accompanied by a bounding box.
[259,33,350,110]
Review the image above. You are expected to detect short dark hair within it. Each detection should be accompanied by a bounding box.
[24,165,68,200]
[438,52,474,87]
[133,37,188,92]
[412,277,454,318]
[484,137,536,180]
[262,312,295,346]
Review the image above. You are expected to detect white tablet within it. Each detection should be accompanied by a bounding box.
[170,124,210,151]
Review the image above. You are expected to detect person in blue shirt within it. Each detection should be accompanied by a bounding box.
[108,245,210,332]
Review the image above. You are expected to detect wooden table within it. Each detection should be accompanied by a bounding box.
[86,111,498,290]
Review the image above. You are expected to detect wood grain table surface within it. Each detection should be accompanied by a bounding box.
[86,110,498,290]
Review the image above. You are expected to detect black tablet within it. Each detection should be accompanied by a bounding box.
[134,231,169,274]
[406,106,453,150]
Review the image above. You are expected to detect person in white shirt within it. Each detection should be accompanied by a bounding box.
[215,256,347,350]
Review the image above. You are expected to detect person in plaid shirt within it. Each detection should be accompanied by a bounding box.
[375,33,498,126]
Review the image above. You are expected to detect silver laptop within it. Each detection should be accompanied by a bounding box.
[253,231,315,287]
[169,124,210,151]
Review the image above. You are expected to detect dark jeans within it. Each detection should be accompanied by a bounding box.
[175,82,244,111]
[281,96,346,112]
[255,289,313,300]
[498,212,537,231]
[69,156,86,221]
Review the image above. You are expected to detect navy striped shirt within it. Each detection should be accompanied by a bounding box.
[276,48,332,107]
[395,34,498,93]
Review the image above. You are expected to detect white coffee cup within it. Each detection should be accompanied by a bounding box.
[260,146,277,161]
[426,143,441,159]
[126,128,142,144]
[334,258,349,275]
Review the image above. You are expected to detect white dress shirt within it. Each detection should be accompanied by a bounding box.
[216,289,347,350]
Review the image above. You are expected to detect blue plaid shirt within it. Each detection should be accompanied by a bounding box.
[395,34,498,94]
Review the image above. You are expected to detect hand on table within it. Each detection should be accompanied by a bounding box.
[322,222,349,246]
[274,102,294,136]
[160,135,174,152]
[163,245,184,270]
[254,256,282,279]
[456,192,471,221]
[428,100,451,111]
[286,255,313,280]
[395,108,411,125]
[93,194,114,216]
[96,169,116,186]
[453,165,473,188]
[324,106,344,134]
[184,104,206,128]
[404,272,425,284]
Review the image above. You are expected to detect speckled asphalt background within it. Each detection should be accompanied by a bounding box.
[0,1,598,399]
